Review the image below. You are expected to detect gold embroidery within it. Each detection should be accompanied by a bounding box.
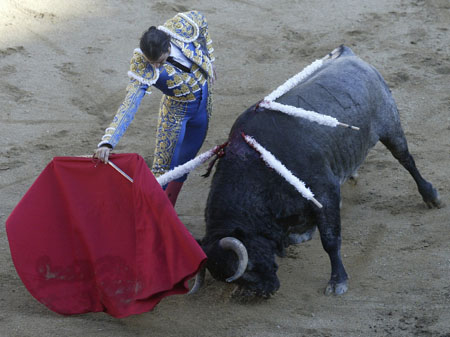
[171,11,215,76]
[101,80,142,143]
[181,73,190,81]
[180,84,190,94]
[185,49,194,59]
[192,55,201,65]
[151,95,190,176]
[166,80,175,88]
[171,93,196,102]
[164,64,176,76]
[173,74,183,83]
[187,77,197,86]
[129,51,158,83]
[193,69,205,84]
[162,13,199,42]
[101,11,215,151]
[166,74,183,89]
[195,46,203,59]
[126,80,140,92]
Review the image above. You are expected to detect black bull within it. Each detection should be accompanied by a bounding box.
[196,46,441,298]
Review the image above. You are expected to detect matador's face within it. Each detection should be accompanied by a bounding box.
[144,45,171,69]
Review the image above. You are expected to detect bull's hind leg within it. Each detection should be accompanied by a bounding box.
[315,186,348,295]
[380,131,441,208]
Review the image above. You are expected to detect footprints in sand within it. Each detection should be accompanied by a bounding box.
[282,28,320,59]
[34,144,51,151]
[53,130,69,138]
[80,47,116,74]
[0,46,28,58]
[0,131,69,178]
[1,84,34,103]
[71,97,95,115]
[100,69,116,75]
[0,46,33,104]
[0,161,24,171]
[49,46,118,118]
[0,65,17,76]
[344,29,368,43]
[151,2,190,13]
[10,0,57,21]
[385,71,411,88]
[0,147,26,174]
[55,62,80,77]
[82,47,103,55]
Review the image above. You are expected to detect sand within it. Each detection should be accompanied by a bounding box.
[1,0,449,336]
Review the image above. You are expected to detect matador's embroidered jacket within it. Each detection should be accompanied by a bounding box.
[98,10,215,148]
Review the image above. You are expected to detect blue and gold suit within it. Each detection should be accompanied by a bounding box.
[98,11,215,180]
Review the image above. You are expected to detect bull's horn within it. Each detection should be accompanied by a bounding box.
[219,237,249,282]
[188,266,206,295]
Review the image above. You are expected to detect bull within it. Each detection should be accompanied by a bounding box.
[195,45,441,298]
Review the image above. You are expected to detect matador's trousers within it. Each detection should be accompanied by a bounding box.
[152,81,209,182]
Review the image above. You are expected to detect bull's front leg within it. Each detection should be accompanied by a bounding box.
[315,187,348,295]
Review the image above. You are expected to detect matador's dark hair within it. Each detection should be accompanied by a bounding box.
[139,26,171,61]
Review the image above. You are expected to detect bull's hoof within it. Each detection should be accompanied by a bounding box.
[426,199,443,209]
[425,191,443,209]
[324,280,348,296]
[348,172,359,185]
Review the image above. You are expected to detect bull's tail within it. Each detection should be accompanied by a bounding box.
[322,45,354,61]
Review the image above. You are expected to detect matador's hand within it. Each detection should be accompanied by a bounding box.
[94,146,111,164]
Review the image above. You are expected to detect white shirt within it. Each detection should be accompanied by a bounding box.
[170,42,192,69]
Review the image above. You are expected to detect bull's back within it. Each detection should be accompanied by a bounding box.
[280,49,393,125]
[230,49,398,182]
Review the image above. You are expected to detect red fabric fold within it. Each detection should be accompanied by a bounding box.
[6,154,206,318]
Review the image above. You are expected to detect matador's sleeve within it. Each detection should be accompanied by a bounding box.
[98,49,157,148]
[97,80,148,148]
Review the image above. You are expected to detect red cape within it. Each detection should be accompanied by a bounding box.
[6,154,206,318]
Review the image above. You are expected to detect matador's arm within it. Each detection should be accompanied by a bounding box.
[98,80,149,148]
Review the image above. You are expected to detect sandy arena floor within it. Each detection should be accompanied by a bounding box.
[1,0,449,336]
